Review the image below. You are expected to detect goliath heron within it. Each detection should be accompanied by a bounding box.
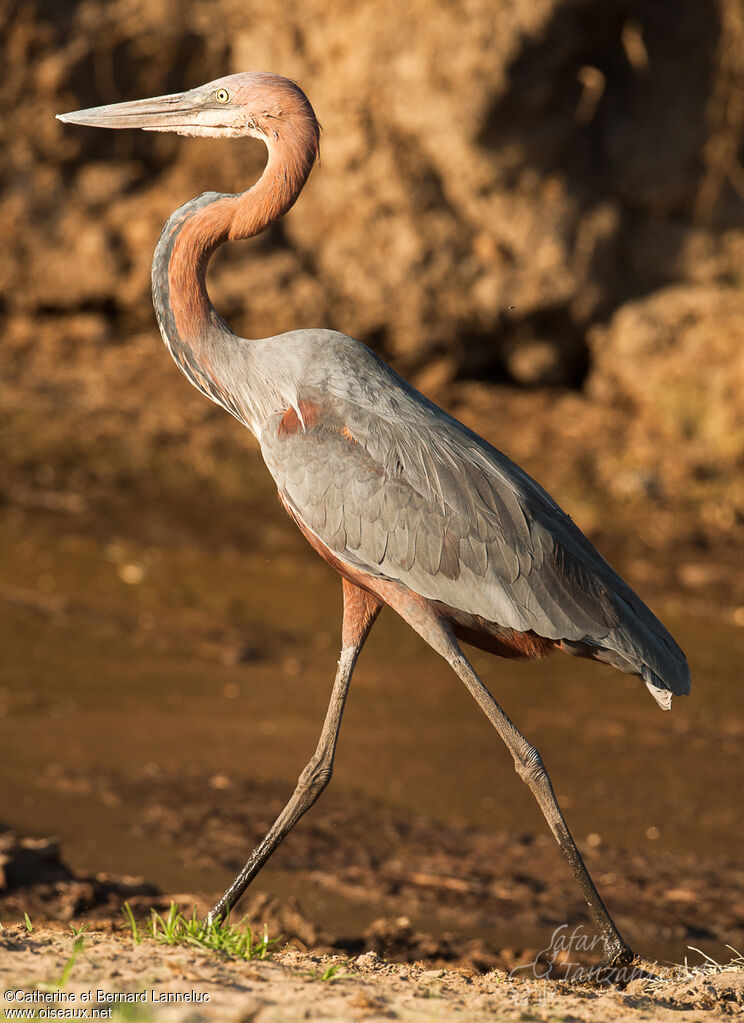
[58,73,690,970]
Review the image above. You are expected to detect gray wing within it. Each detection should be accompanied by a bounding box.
[260,375,690,705]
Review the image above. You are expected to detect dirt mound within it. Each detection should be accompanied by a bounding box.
[2,3,744,601]
[4,0,742,356]
[589,285,744,506]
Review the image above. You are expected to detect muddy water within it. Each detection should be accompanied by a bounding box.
[1,500,742,960]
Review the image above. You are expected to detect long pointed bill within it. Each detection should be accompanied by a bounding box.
[57,90,202,132]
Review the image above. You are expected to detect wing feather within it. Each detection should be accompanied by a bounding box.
[260,402,614,639]
[259,365,689,701]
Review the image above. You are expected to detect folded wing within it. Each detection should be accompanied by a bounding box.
[260,385,690,707]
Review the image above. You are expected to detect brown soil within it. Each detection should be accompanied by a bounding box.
[1,925,743,1022]
[2,826,744,1019]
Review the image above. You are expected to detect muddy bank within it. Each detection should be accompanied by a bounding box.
[2,752,743,973]
[1,825,743,1015]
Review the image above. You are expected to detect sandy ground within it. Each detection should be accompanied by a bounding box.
[2,924,743,1022]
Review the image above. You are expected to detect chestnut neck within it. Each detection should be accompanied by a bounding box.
[170,129,316,336]
[151,121,318,420]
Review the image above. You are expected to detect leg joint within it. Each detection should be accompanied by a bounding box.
[514,744,547,786]
[297,754,333,795]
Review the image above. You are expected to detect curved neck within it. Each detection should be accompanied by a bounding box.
[151,125,318,420]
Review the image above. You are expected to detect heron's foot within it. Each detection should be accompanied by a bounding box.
[592,946,673,987]
[624,953,676,981]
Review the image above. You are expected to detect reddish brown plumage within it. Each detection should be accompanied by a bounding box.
[439,610,558,660]
[278,400,321,436]
[341,579,382,648]
[168,200,235,344]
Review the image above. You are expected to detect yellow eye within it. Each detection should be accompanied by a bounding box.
[216,88,230,103]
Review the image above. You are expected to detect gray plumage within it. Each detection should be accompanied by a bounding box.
[251,330,690,710]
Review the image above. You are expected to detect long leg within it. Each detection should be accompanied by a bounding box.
[446,643,631,964]
[373,589,633,966]
[209,579,382,922]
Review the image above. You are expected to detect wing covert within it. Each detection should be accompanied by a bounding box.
[259,396,618,644]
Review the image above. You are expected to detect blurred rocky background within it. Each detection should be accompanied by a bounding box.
[2,0,744,616]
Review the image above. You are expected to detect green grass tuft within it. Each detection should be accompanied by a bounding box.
[319,963,343,982]
[122,902,276,961]
[301,961,345,983]
[122,903,142,946]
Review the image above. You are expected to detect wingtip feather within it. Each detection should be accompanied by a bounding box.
[646,681,674,710]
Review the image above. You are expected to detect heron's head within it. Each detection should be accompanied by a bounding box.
[57,72,319,151]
